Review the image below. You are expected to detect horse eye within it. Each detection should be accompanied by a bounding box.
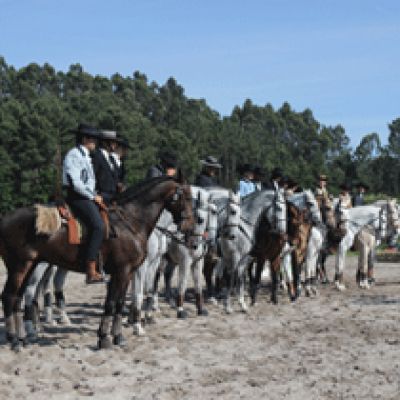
[211,210,217,215]
[231,210,237,215]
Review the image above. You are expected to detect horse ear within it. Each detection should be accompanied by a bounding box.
[176,168,186,184]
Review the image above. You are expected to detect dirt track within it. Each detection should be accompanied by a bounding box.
[1,256,400,400]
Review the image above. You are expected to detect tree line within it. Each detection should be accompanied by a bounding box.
[0,56,399,212]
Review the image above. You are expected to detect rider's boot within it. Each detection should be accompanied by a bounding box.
[86,261,104,284]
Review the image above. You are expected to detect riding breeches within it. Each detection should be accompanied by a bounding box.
[354,229,375,275]
[68,198,104,262]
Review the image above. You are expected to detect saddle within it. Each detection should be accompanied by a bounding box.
[34,203,110,245]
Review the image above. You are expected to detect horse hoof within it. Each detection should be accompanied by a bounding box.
[177,310,188,319]
[26,332,38,344]
[11,338,26,352]
[197,308,209,317]
[98,336,113,350]
[145,315,157,325]
[113,334,127,347]
[271,296,278,305]
[208,297,218,306]
[290,295,297,302]
[224,306,233,315]
[58,311,71,326]
[133,323,146,336]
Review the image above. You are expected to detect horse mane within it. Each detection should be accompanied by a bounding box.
[116,176,175,205]
[240,190,276,223]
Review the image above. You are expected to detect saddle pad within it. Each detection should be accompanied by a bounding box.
[35,204,62,235]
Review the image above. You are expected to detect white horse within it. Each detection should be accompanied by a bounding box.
[224,189,288,307]
[334,200,399,291]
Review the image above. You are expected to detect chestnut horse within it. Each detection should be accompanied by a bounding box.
[0,176,194,350]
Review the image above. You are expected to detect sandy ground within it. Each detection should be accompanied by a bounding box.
[1,256,400,400]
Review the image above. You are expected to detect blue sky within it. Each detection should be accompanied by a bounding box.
[1,0,399,147]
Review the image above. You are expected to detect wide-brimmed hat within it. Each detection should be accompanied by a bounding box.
[271,167,283,180]
[355,181,369,191]
[160,151,178,168]
[318,174,328,181]
[116,136,133,149]
[339,183,351,191]
[99,130,118,141]
[69,123,101,138]
[200,155,222,169]
[253,165,266,177]
[237,163,254,175]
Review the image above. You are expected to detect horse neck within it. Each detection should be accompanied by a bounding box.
[123,181,176,238]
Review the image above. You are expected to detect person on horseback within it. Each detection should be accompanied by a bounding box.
[91,130,120,205]
[252,165,267,190]
[264,167,284,191]
[339,183,352,209]
[352,182,369,206]
[62,123,105,284]
[195,155,222,187]
[113,135,132,193]
[146,151,178,178]
[314,174,329,207]
[237,163,255,198]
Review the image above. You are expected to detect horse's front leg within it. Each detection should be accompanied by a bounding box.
[53,267,70,325]
[129,264,146,336]
[270,257,280,305]
[177,251,190,319]
[282,247,296,301]
[334,234,353,291]
[191,256,208,316]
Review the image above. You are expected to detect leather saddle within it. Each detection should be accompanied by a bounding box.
[57,204,110,245]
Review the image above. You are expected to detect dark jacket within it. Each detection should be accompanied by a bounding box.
[91,148,119,204]
[146,165,164,179]
[195,173,218,188]
[352,193,364,207]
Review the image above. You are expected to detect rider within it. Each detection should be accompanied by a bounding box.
[91,130,119,205]
[352,182,369,206]
[63,123,105,284]
[146,151,178,178]
[314,174,329,208]
[252,165,267,190]
[113,135,131,193]
[339,183,352,209]
[195,155,222,187]
[237,163,256,198]
[265,167,284,191]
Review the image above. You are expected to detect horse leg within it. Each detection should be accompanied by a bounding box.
[368,246,376,285]
[164,261,176,307]
[334,234,352,291]
[112,276,131,347]
[53,267,70,325]
[282,248,296,301]
[130,264,146,336]
[24,262,50,342]
[177,255,190,319]
[270,257,280,305]
[222,258,234,314]
[41,265,56,325]
[98,275,119,349]
[237,254,251,313]
[191,257,208,316]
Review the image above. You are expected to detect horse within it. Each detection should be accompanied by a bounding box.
[333,200,398,291]
[227,189,288,306]
[286,190,324,297]
[0,176,194,350]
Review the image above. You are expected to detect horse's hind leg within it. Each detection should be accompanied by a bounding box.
[24,262,50,341]
[129,264,146,336]
[40,265,56,325]
[112,277,131,347]
[53,267,70,325]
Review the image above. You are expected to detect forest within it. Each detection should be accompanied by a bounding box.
[0,56,399,212]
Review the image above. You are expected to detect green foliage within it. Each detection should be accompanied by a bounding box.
[0,57,398,212]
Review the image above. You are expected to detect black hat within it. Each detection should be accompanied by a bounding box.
[99,130,118,141]
[116,135,132,149]
[70,123,101,138]
[160,151,178,168]
[200,155,222,169]
[339,183,351,191]
[271,167,283,180]
[253,165,266,177]
[237,163,254,175]
[356,181,369,191]
[287,178,298,189]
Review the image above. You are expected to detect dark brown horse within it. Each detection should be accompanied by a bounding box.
[0,176,194,350]
[245,203,310,305]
